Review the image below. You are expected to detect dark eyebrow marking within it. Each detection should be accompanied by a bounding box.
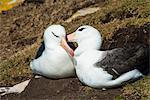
[52,32,59,38]
[78,28,85,31]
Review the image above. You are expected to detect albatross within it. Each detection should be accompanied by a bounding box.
[67,25,149,88]
[0,25,76,96]
[30,25,75,78]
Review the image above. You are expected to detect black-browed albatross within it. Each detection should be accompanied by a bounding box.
[30,25,75,78]
[67,25,149,88]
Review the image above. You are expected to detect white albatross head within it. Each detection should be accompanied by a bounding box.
[67,25,102,56]
[44,25,74,56]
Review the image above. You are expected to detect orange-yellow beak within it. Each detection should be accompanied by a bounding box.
[67,33,76,42]
[61,37,74,57]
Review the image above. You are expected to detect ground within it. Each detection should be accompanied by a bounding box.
[2,77,121,100]
[0,0,150,99]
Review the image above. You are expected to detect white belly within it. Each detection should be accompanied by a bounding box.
[30,47,75,78]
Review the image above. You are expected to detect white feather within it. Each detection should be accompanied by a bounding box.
[73,25,143,88]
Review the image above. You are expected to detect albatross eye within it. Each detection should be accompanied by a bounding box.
[52,32,59,38]
[78,28,85,31]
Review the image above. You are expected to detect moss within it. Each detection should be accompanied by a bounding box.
[115,95,124,100]
[122,77,150,100]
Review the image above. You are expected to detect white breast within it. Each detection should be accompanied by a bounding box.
[75,50,113,86]
[30,46,75,78]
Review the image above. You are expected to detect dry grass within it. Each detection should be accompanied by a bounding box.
[0,43,40,86]
[0,0,149,99]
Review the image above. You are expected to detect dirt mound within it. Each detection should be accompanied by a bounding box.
[2,77,121,100]
[102,22,150,49]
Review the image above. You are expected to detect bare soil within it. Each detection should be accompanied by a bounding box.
[2,77,121,100]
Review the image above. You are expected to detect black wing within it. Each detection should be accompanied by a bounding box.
[96,44,149,79]
[35,41,45,59]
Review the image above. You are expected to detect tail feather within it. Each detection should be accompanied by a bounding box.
[104,69,143,88]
